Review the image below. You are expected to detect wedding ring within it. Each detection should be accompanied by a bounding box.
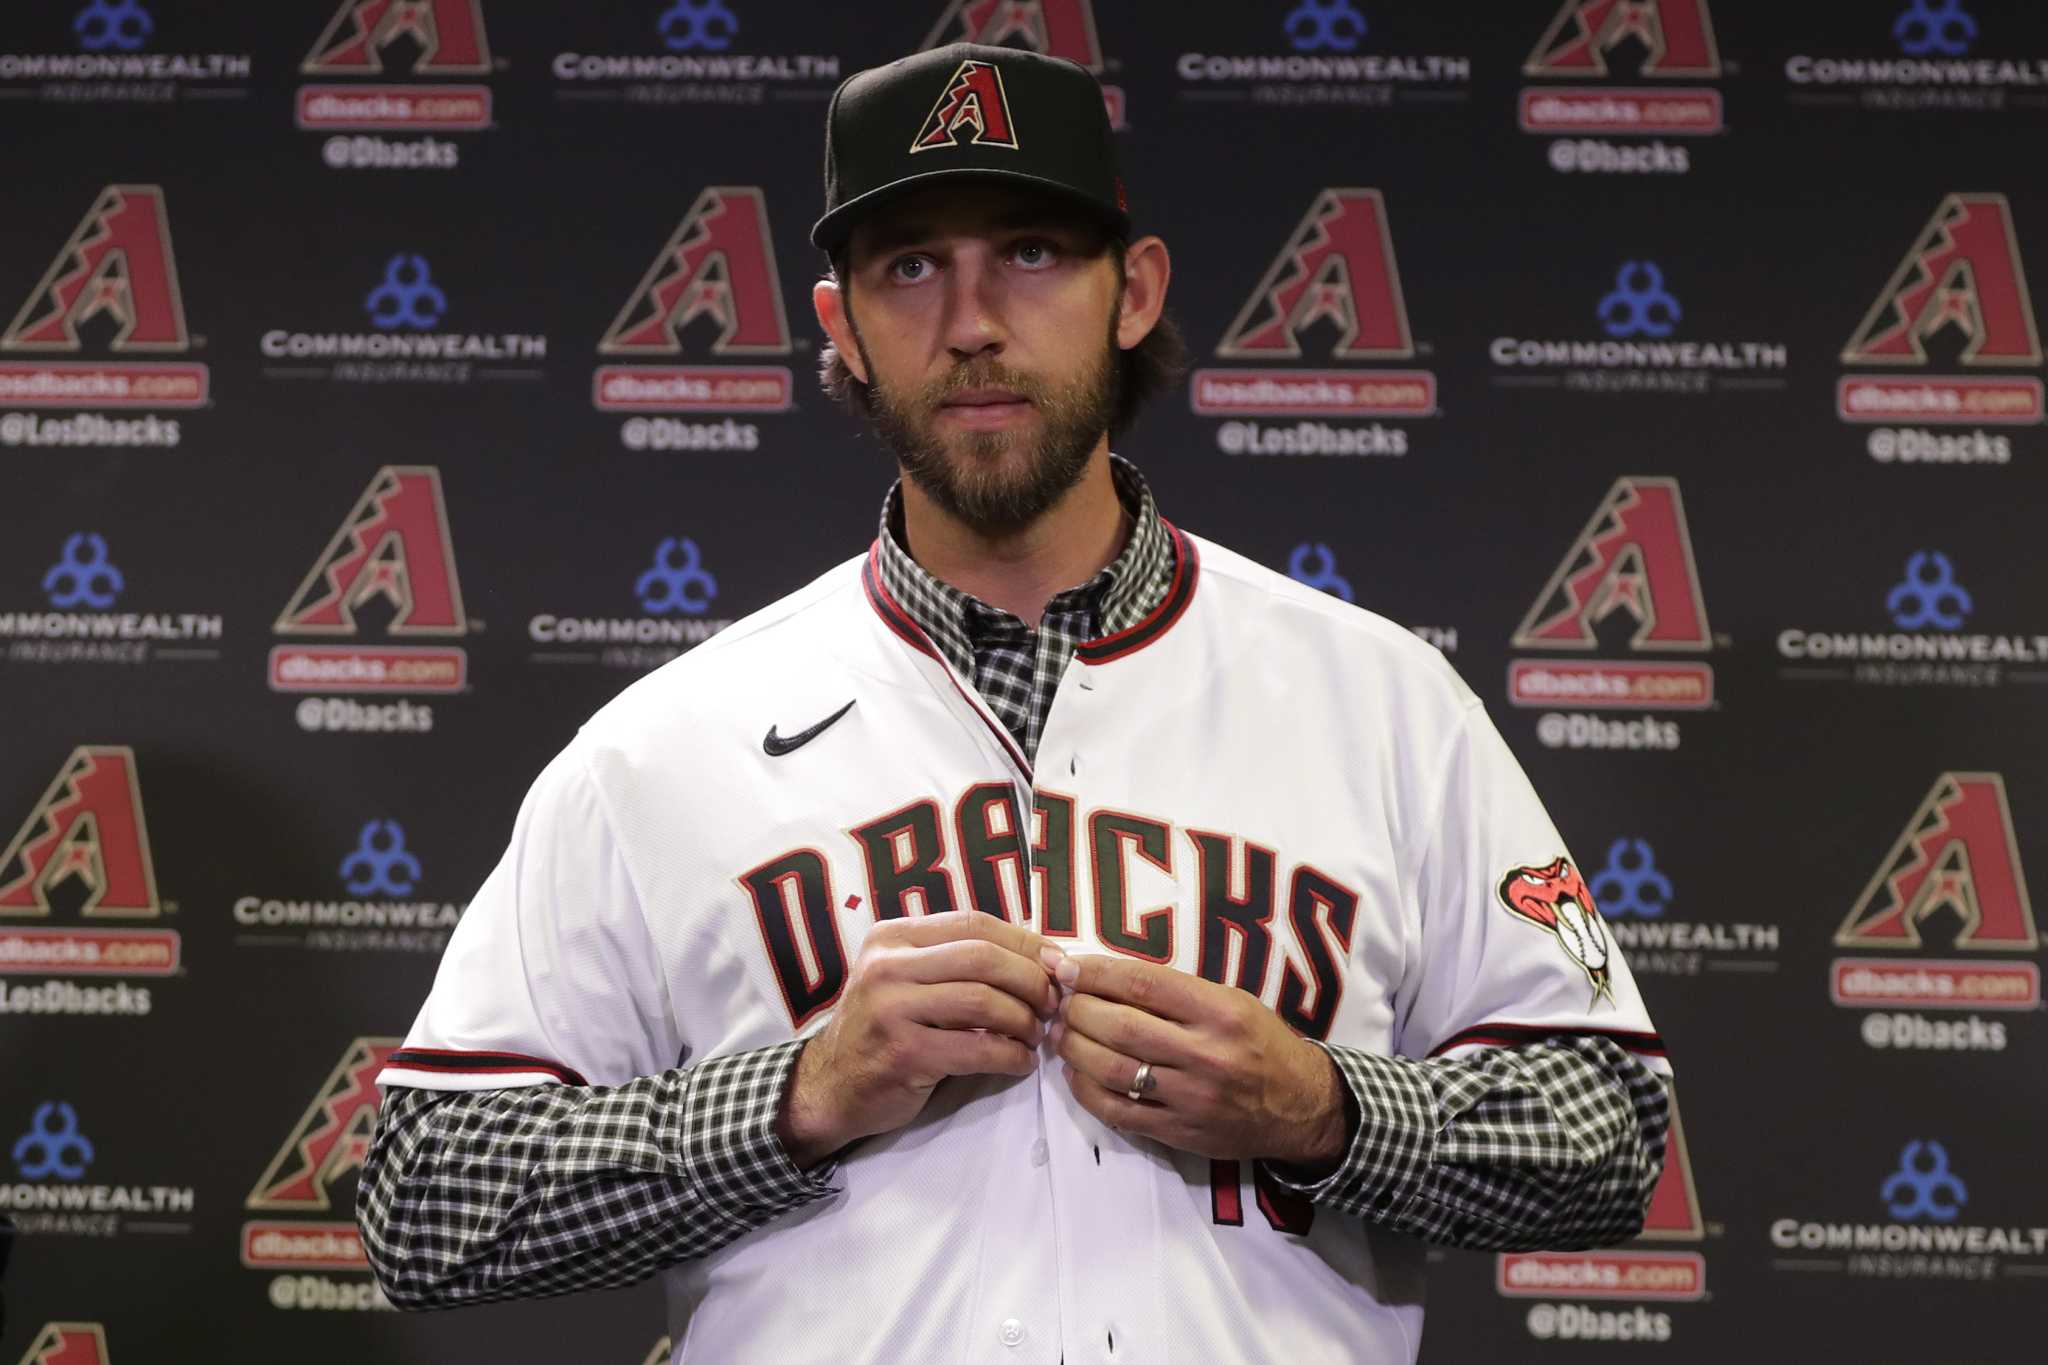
[1126,1062,1156,1101]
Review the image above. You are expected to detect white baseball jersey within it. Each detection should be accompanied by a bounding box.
[383,527,1667,1364]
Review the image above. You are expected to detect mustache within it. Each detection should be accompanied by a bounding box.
[918,361,1047,408]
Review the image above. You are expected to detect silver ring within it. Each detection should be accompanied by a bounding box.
[1125,1062,1156,1102]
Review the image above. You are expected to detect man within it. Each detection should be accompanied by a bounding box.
[358,43,1671,1364]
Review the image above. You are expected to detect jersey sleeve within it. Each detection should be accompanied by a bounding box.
[377,739,683,1092]
[1392,700,1669,1077]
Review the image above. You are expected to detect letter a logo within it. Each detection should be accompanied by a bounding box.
[16,1323,113,1365]
[912,59,1019,152]
[1513,477,1711,650]
[0,746,160,918]
[276,467,467,636]
[1838,774,2038,949]
[1638,1096,1704,1240]
[923,0,1106,72]
[246,1038,402,1210]
[3,186,189,353]
[1525,0,1721,77]
[600,188,792,356]
[304,0,491,74]
[1218,189,1414,360]
[1842,194,2042,367]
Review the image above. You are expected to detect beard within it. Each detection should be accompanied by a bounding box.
[855,310,1121,537]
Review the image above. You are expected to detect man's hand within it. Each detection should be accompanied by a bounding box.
[1048,953,1352,1167]
[777,911,1060,1169]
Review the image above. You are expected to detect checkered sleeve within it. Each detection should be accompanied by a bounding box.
[356,1039,838,1308]
[1264,1036,1670,1251]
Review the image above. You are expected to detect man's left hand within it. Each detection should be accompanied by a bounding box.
[1043,948,1353,1168]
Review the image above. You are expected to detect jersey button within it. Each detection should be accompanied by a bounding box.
[998,1318,1027,1348]
[1030,1139,1049,1167]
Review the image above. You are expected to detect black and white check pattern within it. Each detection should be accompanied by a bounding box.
[874,454,1173,764]
[357,459,1671,1309]
[358,1041,831,1306]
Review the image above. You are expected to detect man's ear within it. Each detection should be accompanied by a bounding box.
[813,278,869,384]
[1115,236,1170,352]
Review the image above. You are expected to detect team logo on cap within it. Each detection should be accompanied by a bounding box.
[912,58,1019,152]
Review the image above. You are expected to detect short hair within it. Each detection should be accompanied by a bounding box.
[817,227,1186,440]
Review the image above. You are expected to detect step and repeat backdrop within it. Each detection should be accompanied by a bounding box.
[4,0,2046,1361]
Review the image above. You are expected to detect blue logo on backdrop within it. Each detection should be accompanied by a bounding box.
[1590,839,1673,918]
[1886,551,1971,630]
[1286,543,1353,602]
[636,537,718,615]
[12,1102,94,1180]
[75,0,152,52]
[659,0,738,52]
[1598,262,1681,339]
[1882,1140,1967,1222]
[43,533,124,609]
[1894,0,1975,56]
[1285,0,1366,53]
[340,820,422,897]
[365,255,447,331]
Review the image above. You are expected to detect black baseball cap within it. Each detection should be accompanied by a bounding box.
[811,42,1129,255]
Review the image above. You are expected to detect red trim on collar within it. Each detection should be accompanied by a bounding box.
[1074,522,1200,664]
[862,542,1033,779]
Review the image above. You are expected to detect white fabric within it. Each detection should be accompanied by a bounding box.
[390,532,1661,1364]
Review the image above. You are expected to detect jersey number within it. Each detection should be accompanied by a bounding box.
[1210,1159,1315,1235]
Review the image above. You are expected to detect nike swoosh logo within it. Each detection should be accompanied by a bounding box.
[763,699,856,757]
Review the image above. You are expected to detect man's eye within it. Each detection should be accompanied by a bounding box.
[1012,241,1057,270]
[889,255,934,283]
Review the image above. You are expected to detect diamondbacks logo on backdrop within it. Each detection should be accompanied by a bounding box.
[241,1039,398,1283]
[912,58,1018,151]
[1514,477,1711,649]
[1831,773,2041,1029]
[0,185,207,435]
[276,467,466,637]
[1218,189,1411,360]
[1842,194,2041,368]
[595,188,792,425]
[925,0,1104,72]
[1837,774,2036,950]
[1192,189,1433,440]
[3,186,187,352]
[1507,478,1715,748]
[13,1324,111,1365]
[1525,0,1721,76]
[601,188,791,357]
[1,747,158,918]
[303,0,491,73]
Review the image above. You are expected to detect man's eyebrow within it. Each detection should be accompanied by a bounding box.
[857,210,1087,261]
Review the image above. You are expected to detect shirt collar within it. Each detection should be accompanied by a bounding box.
[872,454,1175,676]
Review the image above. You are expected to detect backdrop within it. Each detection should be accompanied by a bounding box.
[4,1,2046,1361]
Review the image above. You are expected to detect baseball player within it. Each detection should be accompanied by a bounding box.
[358,44,1671,1364]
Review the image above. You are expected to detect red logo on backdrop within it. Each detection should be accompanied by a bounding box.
[1513,477,1711,650]
[15,1324,112,1365]
[912,59,1020,152]
[247,1038,400,1211]
[1838,774,2038,950]
[3,186,187,352]
[1842,194,2042,367]
[924,0,1104,72]
[601,189,792,357]
[0,747,158,918]
[1641,1100,1704,1240]
[1219,189,1414,360]
[304,0,491,74]
[1498,857,1613,1003]
[276,467,467,636]
[1525,0,1722,77]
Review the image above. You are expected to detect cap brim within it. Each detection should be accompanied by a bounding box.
[810,166,1130,252]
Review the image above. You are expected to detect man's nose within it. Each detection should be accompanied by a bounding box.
[939,253,1006,360]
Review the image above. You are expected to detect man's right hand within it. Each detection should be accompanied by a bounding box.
[776,911,1061,1169]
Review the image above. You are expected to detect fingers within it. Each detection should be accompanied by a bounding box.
[922,1025,1038,1079]
[1052,1015,1164,1101]
[902,937,1059,1018]
[1063,1064,1175,1140]
[889,908,1051,963]
[911,981,1043,1046]
[1060,991,1194,1068]
[1055,953,1207,1023]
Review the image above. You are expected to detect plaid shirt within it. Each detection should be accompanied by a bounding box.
[357,458,1671,1309]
